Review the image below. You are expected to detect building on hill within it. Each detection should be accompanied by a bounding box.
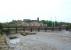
[7,18,47,30]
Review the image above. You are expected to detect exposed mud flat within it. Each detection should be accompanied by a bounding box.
[7,30,71,50]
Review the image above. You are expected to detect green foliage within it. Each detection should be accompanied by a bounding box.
[0,23,3,29]
[66,24,71,29]
[54,21,60,27]
[41,20,46,24]
[0,23,3,35]
[47,21,53,27]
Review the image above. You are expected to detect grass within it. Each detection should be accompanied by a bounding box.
[0,34,5,45]
[0,34,8,50]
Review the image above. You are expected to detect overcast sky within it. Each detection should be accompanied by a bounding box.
[0,0,70,23]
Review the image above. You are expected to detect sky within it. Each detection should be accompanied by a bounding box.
[0,0,70,23]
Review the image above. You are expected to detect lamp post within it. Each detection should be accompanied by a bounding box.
[51,16,54,31]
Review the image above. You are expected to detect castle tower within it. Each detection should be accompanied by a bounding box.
[37,17,39,22]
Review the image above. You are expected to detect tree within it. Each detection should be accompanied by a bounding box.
[0,23,3,35]
[41,20,46,24]
[54,21,59,27]
[47,21,53,27]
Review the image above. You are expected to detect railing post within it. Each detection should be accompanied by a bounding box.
[23,27,25,32]
[16,26,17,33]
[44,27,47,32]
[30,27,32,32]
[38,27,40,32]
